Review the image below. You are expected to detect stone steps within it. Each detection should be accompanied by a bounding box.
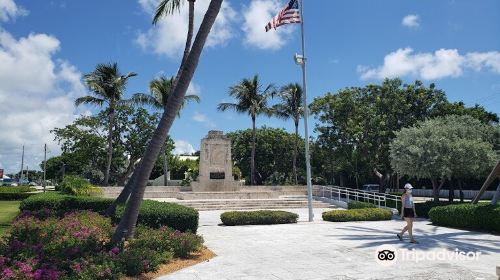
[167,198,333,211]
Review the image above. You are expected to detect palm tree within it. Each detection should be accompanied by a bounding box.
[132,76,200,186]
[154,0,196,69]
[217,75,274,185]
[75,63,137,186]
[272,83,304,185]
[112,0,223,242]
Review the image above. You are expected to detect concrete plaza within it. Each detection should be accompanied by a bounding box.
[157,208,500,280]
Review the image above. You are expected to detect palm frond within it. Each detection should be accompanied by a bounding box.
[75,96,105,107]
[129,93,162,109]
[153,0,183,25]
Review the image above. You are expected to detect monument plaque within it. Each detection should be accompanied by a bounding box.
[191,131,240,192]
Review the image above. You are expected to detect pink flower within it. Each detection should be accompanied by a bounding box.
[110,247,120,255]
[2,268,15,278]
[73,263,82,273]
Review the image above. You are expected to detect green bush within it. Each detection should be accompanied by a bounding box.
[414,201,457,218]
[116,200,199,233]
[0,186,37,200]
[429,203,500,233]
[220,210,299,226]
[0,186,35,193]
[134,226,204,258]
[322,208,393,222]
[0,192,35,200]
[20,193,199,233]
[20,193,113,215]
[348,201,377,209]
[58,175,103,196]
[119,245,173,276]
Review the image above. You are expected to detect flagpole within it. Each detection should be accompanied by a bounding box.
[299,0,314,222]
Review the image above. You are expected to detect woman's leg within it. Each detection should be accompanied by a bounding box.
[406,218,415,241]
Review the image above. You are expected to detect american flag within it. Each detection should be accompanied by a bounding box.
[265,0,301,32]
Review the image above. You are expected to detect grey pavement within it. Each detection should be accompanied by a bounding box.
[156,208,500,280]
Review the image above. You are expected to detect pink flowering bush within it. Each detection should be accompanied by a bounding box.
[0,210,205,279]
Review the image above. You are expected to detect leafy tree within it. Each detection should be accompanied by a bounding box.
[75,63,137,186]
[310,79,449,190]
[227,127,305,185]
[272,83,304,185]
[431,101,499,124]
[113,0,224,242]
[130,75,199,185]
[218,75,274,185]
[390,115,498,201]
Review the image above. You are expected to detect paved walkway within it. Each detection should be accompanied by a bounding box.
[157,208,500,280]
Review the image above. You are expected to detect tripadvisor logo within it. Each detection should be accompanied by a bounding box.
[375,245,481,266]
[375,245,397,267]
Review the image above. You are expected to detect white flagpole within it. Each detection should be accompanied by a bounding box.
[299,0,314,222]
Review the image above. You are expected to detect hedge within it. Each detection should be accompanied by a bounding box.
[20,193,113,214]
[322,208,393,222]
[348,201,377,209]
[0,186,36,193]
[414,201,459,218]
[0,192,36,201]
[429,203,500,233]
[116,200,199,233]
[220,210,298,226]
[20,193,199,233]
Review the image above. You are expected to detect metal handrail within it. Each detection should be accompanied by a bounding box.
[312,185,399,209]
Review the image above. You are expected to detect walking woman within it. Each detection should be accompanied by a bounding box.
[397,183,419,244]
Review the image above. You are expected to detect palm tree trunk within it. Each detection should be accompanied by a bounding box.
[117,158,136,186]
[162,144,169,186]
[104,102,115,186]
[182,0,195,66]
[112,0,223,242]
[104,165,139,217]
[293,120,298,185]
[251,115,256,186]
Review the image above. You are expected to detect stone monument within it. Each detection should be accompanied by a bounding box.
[191,131,240,192]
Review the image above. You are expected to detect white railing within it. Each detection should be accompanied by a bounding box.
[312,185,400,209]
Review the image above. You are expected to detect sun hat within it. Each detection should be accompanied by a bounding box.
[404,183,413,189]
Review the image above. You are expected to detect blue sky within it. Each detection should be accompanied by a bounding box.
[0,0,499,173]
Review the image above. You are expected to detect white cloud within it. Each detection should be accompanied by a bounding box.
[0,28,85,173]
[0,0,27,22]
[402,14,420,28]
[136,0,236,59]
[242,0,295,50]
[358,48,500,80]
[173,140,195,155]
[192,111,215,128]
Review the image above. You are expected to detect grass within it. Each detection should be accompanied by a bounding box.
[0,201,21,236]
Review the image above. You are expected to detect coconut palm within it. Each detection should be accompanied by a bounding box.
[217,75,274,185]
[273,83,304,185]
[154,0,196,68]
[132,75,200,185]
[75,63,137,186]
[112,0,223,242]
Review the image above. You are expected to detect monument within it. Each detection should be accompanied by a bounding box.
[191,130,240,192]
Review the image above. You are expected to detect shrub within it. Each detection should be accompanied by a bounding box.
[0,192,35,201]
[0,210,205,279]
[116,200,199,233]
[348,201,377,209]
[0,186,37,200]
[58,175,103,196]
[0,186,35,193]
[134,226,203,258]
[414,201,458,218]
[20,193,113,216]
[21,193,199,233]
[322,208,393,222]
[429,203,500,233]
[220,210,299,226]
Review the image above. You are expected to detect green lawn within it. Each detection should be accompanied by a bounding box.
[0,201,21,236]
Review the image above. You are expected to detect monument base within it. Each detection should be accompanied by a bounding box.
[191,179,240,192]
